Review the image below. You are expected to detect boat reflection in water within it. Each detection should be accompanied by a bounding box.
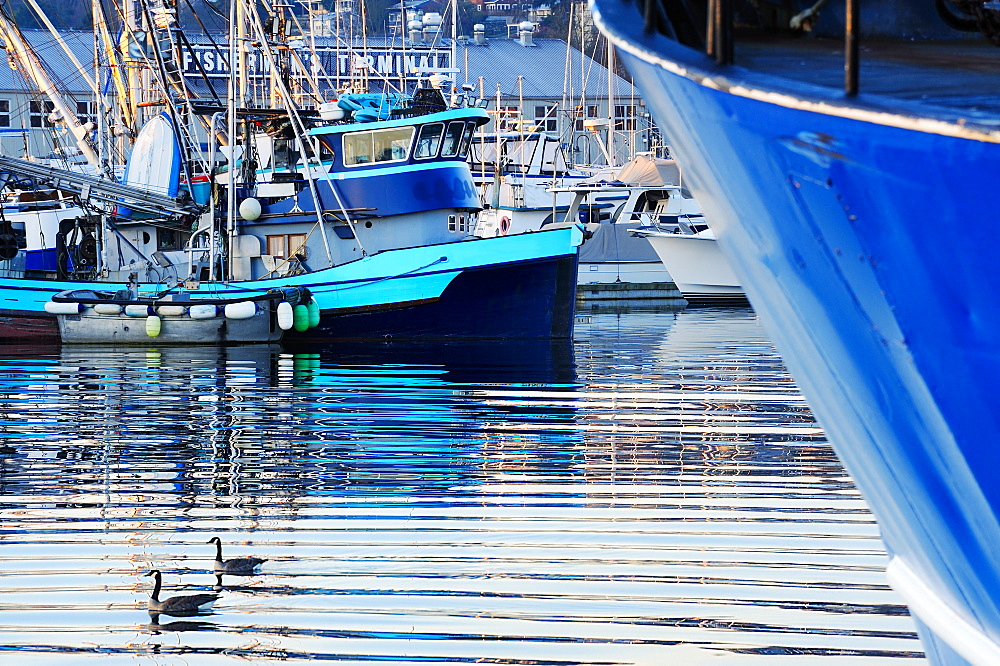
[0,309,923,663]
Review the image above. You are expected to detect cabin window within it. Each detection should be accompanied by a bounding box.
[458,122,476,157]
[414,123,444,159]
[468,137,498,168]
[0,100,9,127]
[157,228,181,251]
[440,122,465,157]
[540,138,568,174]
[504,139,536,170]
[448,214,467,232]
[272,138,300,171]
[343,127,413,166]
[266,233,307,258]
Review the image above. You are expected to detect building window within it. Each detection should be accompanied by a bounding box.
[575,104,599,131]
[495,105,519,131]
[29,100,55,128]
[615,105,637,132]
[76,100,96,126]
[0,100,9,127]
[534,105,557,132]
[266,233,307,258]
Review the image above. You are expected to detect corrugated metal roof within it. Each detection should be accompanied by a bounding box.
[1,30,636,102]
[457,37,635,99]
[0,30,95,94]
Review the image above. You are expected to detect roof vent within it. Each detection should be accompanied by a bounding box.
[473,23,486,46]
[423,12,442,44]
[408,19,423,44]
[518,21,535,47]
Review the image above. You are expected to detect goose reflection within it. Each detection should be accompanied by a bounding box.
[144,613,216,634]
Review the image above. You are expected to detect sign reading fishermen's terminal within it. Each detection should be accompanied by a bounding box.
[181,45,453,85]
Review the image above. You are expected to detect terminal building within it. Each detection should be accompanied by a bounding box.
[0,23,660,168]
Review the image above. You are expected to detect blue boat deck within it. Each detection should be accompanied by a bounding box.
[733,35,1000,114]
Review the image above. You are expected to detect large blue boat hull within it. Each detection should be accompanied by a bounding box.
[0,226,582,342]
[593,3,1000,664]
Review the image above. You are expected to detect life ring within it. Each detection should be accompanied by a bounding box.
[499,216,511,236]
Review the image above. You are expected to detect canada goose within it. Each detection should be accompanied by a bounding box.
[145,570,219,615]
[207,536,266,574]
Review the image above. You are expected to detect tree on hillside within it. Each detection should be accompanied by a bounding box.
[5,0,92,29]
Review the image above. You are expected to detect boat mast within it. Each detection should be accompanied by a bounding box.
[606,37,615,166]
[226,0,240,281]
[93,0,135,149]
[450,0,457,83]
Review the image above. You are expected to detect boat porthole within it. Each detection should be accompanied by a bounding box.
[365,221,373,228]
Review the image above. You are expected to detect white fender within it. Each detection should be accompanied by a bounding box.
[224,301,257,320]
[189,304,218,319]
[44,301,82,314]
[277,301,294,330]
[125,304,151,317]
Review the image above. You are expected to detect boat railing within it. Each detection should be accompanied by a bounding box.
[696,0,860,97]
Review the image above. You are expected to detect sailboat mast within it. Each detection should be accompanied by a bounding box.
[606,38,615,166]
[450,0,457,82]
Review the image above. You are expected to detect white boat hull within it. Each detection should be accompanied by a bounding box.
[644,233,744,302]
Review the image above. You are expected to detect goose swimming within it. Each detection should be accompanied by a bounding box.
[207,536,266,574]
[145,570,219,616]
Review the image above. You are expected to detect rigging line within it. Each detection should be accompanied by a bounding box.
[324,255,451,292]
[285,3,338,100]
[244,1,346,263]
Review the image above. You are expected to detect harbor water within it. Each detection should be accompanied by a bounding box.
[0,306,924,664]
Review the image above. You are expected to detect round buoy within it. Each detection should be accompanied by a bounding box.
[277,301,294,330]
[292,304,309,332]
[146,314,161,337]
[239,198,262,221]
[306,300,320,328]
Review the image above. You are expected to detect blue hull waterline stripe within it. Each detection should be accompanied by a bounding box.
[0,226,583,340]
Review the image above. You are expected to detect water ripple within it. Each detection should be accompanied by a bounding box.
[0,307,924,663]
